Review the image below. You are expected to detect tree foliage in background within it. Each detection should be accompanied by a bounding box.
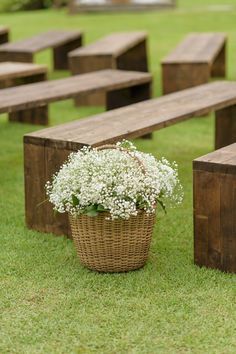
[0,0,68,12]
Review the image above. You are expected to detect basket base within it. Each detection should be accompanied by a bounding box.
[79,258,148,273]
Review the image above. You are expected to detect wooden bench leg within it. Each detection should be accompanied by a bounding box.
[0,32,9,44]
[11,72,47,88]
[193,161,236,273]
[0,52,33,64]
[0,72,46,89]
[193,169,221,270]
[116,40,148,72]
[215,105,236,149]
[162,63,210,94]
[24,143,73,237]
[106,82,152,139]
[211,42,226,78]
[20,72,47,85]
[53,37,83,70]
[71,56,114,107]
[106,82,151,109]
[9,105,48,125]
[74,91,107,107]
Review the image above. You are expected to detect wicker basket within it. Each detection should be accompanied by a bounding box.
[69,210,156,272]
[69,144,156,272]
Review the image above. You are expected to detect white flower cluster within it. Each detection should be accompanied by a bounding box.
[46,141,183,220]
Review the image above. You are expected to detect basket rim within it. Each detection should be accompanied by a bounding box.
[69,206,156,219]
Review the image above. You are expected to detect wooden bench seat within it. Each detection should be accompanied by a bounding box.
[0,69,152,125]
[0,30,83,70]
[193,143,236,273]
[0,26,9,44]
[69,31,148,105]
[24,80,236,237]
[162,33,226,94]
[0,62,47,89]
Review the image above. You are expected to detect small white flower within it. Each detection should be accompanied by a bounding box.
[46,140,183,220]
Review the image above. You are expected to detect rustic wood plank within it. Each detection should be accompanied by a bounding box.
[53,36,83,70]
[0,52,33,64]
[71,56,115,106]
[0,62,47,88]
[0,62,47,81]
[69,32,147,58]
[24,143,46,231]
[0,69,151,110]
[221,175,236,272]
[163,33,226,64]
[70,55,115,76]
[162,62,210,94]
[211,42,226,77]
[9,105,48,125]
[193,170,210,267]
[162,33,226,94]
[25,143,73,236]
[0,30,82,52]
[106,82,152,139]
[0,30,83,70]
[193,143,236,273]
[0,69,152,124]
[44,146,72,236]
[215,105,236,150]
[193,143,236,175]
[116,40,148,72]
[193,170,221,269]
[25,81,236,148]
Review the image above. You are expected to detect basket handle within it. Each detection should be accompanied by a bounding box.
[96,144,146,174]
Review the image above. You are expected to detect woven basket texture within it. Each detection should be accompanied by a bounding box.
[69,210,156,272]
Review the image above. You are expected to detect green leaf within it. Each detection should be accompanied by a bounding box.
[157,198,167,214]
[82,204,107,216]
[136,195,147,209]
[72,194,80,207]
[86,210,98,217]
[97,204,106,212]
[85,205,96,212]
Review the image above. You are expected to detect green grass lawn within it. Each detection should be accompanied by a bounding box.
[1,1,236,353]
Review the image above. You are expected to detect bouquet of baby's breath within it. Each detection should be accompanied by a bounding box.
[46,141,183,220]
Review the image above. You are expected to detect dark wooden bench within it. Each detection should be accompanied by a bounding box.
[193,143,236,273]
[24,80,236,237]
[0,62,47,89]
[69,31,148,105]
[0,30,83,70]
[162,33,226,94]
[0,26,9,44]
[0,69,152,125]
